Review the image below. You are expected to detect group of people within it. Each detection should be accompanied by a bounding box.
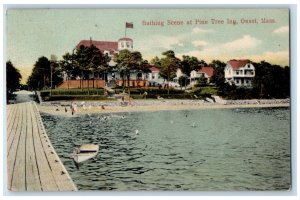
[61,102,107,115]
[63,103,77,115]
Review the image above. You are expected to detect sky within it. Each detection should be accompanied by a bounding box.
[6,8,289,84]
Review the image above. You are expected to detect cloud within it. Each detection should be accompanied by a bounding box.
[189,35,262,60]
[248,50,289,66]
[136,27,215,53]
[192,40,208,47]
[221,35,262,50]
[273,26,289,34]
[177,50,289,66]
[192,27,214,34]
[177,35,288,66]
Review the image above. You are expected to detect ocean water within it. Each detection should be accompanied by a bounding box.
[41,107,290,191]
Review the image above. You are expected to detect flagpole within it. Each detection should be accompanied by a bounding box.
[125,27,127,37]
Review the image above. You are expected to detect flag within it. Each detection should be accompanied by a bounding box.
[126,22,133,28]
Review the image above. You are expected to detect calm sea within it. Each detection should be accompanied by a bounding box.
[41,107,290,191]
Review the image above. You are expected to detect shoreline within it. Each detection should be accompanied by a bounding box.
[37,99,290,116]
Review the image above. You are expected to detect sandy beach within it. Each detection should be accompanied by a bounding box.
[37,99,290,116]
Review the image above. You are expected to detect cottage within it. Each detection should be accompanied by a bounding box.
[190,66,215,85]
[224,59,255,87]
[147,66,164,86]
[199,66,215,83]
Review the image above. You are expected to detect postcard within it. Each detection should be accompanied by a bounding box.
[6,8,290,192]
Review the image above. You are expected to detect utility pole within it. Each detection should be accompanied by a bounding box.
[50,54,57,97]
[50,63,53,96]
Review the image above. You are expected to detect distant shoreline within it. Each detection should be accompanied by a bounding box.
[37,99,290,116]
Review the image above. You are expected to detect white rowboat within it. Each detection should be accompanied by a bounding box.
[73,144,99,163]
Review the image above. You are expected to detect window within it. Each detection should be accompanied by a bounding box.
[126,42,130,48]
[152,76,155,79]
[236,71,239,75]
[236,80,239,84]
[248,64,250,68]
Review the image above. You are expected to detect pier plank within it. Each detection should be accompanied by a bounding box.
[25,103,42,191]
[11,103,27,191]
[7,104,23,191]
[6,105,16,139]
[6,105,17,135]
[7,104,21,154]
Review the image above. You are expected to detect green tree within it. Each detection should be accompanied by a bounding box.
[6,61,22,101]
[209,60,226,87]
[27,56,62,90]
[114,49,148,88]
[137,60,151,79]
[73,45,110,91]
[197,74,208,86]
[159,50,181,94]
[252,61,290,98]
[178,76,189,89]
[27,56,51,90]
[181,55,199,76]
[150,56,162,67]
[60,53,75,89]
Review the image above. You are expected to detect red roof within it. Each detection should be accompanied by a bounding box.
[118,37,133,41]
[149,65,160,72]
[77,40,118,53]
[227,59,250,70]
[200,66,215,77]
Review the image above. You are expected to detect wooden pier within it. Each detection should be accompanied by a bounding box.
[6,102,77,191]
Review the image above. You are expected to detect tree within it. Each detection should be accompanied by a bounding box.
[150,56,162,67]
[60,53,75,89]
[73,45,110,91]
[181,55,199,76]
[209,60,226,87]
[27,56,51,90]
[159,50,181,94]
[27,56,63,90]
[178,76,189,89]
[114,49,148,88]
[6,61,22,101]
[252,61,290,98]
[197,74,208,86]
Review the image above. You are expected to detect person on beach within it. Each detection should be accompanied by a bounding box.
[65,107,68,112]
[71,106,75,115]
[143,91,148,99]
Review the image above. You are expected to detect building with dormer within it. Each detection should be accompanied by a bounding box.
[224,59,255,87]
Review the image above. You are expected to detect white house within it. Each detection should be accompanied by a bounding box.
[173,68,187,83]
[190,66,215,85]
[174,66,215,86]
[224,59,255,87]
[147,66,165,86]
